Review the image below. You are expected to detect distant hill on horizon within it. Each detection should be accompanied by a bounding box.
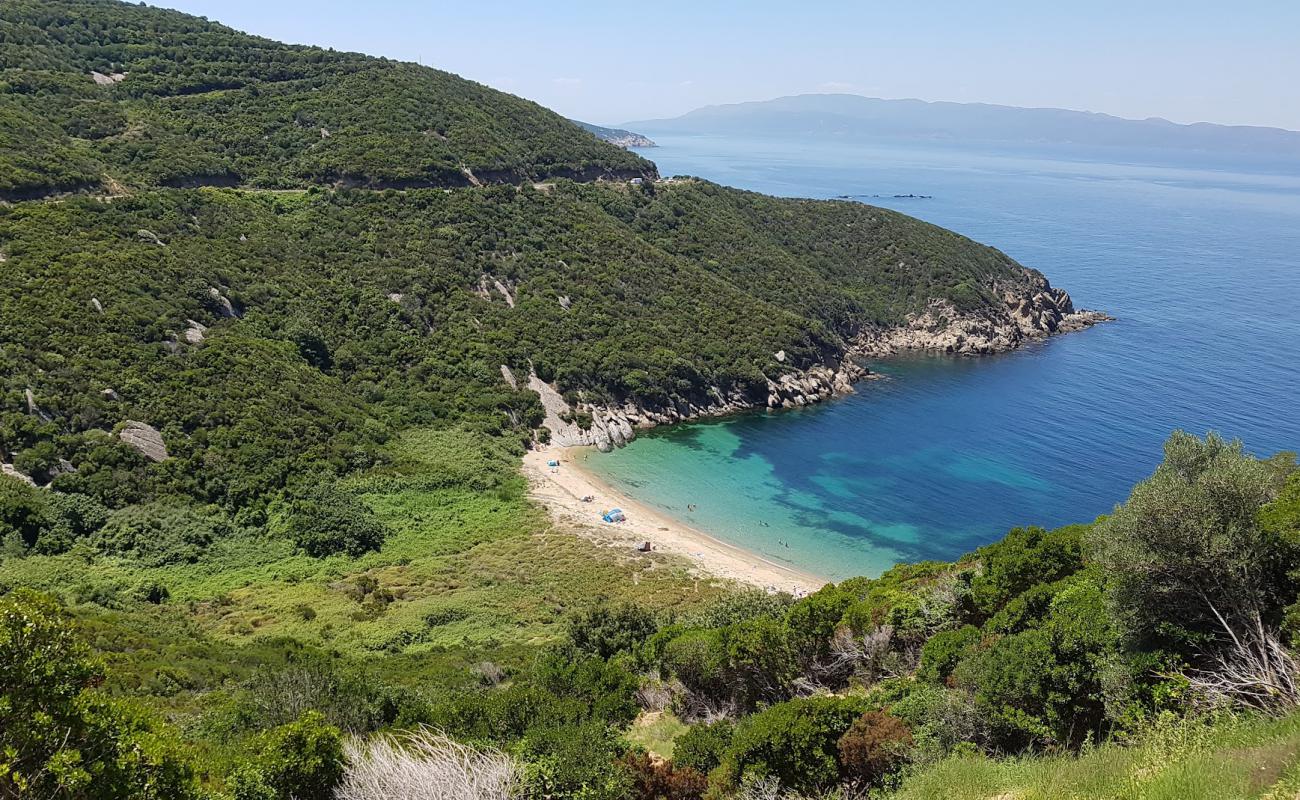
[625,94,1300,161]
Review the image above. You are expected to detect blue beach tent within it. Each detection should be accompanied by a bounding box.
[602,508,626,523]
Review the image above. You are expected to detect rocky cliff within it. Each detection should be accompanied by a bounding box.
[533,272,1108,452]
[851,275,1111,357]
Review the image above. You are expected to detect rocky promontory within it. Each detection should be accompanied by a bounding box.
[530,271,1108,452]
[852,275,1111,357]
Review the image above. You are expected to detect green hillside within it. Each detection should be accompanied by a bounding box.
[0,176,1049,517]
[0,0,653,198]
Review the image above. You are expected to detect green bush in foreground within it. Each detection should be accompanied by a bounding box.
[230,711,345,800]
[0,589,197,799]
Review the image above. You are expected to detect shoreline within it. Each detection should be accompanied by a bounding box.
[522,447,826,595]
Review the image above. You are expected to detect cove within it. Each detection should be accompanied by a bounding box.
[582,134,1300,581]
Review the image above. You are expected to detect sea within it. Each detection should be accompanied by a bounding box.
[579,133,1300,581]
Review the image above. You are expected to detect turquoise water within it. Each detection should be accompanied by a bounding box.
[583,134,1300,581]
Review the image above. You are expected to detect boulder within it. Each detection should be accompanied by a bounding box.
[1,463,35,487]
[136,229,164,246]
[183,319,208,344]
[118,421,169,462]
[208,287,238,318]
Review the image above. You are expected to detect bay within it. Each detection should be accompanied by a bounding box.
[581,133,1300,581]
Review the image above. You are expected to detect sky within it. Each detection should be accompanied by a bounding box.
[160,1,1300,130]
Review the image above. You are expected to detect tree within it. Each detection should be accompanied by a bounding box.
[1089,432,1296,652]
[275,480,386,557]
[0,589,197,799]
[0,474,51,549]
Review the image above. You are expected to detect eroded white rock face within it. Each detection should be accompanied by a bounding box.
[529,357,869,452]
[118,421,169,462]
[528,372,637,452]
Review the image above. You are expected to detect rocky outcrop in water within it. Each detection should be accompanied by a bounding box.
[851,276,1111,357]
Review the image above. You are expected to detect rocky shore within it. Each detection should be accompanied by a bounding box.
[529,273,1109,452]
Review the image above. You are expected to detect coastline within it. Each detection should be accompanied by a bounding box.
[522,447,826,596]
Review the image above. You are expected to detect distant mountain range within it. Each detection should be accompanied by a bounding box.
[572,120,656,148]
[625,94,1300,160]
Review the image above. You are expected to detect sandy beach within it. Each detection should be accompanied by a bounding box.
[522,446,826,595]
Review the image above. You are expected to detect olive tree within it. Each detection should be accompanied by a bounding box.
[1089,432,1299,711]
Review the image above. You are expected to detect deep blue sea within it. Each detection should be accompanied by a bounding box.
[580,133,1300,581]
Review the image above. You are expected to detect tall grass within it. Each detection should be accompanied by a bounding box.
[337,728,521,800]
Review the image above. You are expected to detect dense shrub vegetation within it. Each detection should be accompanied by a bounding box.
[4,433,1299,798]
[0,0,652,198]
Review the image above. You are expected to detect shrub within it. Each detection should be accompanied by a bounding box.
[622,751,707,800]
[672,719,734,775]
[516,719,632,800]
[836,710,912,788]
[240,655,399,733]
[534,649,641,728]
[241,711,345,800]
[718,695,870,793]
[0,589,198,799]
[681,590,791,628]
[953,577,1120,750]
[93,501,226,566]
[889,683,986,763]
[567,600,659,660]
[917,625,980,684]
[969,525,1084,618]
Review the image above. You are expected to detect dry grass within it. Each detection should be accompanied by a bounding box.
[336,727,521,800]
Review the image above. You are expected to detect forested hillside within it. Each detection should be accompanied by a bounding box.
[0,176,1054,518]
[0,0,653,199]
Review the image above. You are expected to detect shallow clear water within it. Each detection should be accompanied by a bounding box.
[582,134,1300,581]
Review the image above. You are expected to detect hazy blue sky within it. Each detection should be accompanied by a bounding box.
[161,1,1299,130]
